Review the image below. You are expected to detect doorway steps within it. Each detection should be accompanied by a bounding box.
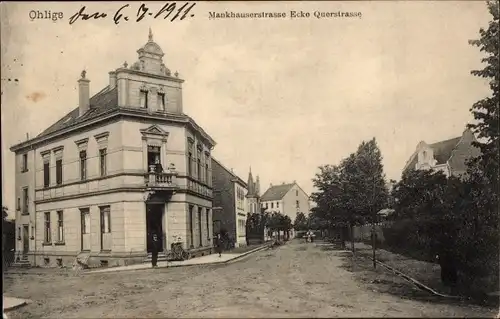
[143,252,169,263]
[11,255,30,268]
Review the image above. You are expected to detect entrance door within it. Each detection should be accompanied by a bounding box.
[22,225,29,254]
[81,208,91,251]
[146,204,164,253]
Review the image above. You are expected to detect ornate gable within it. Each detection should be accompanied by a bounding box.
[140,125,169,139]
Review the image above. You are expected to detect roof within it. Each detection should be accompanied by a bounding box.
[405,136,462,172]
[261,183,295,201]
[37,86,118,138]
[211,158,247,188]
[11,86,216,152]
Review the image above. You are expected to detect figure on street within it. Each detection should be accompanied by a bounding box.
[151,233,159,268]
[216,233,223,257]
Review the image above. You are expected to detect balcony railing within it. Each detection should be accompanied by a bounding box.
[145,165,178,189]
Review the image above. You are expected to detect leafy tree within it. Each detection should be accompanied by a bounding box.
[392,169,448,221]
[311,138,388,254]
[293,212,308,231]
[467,0,499,191]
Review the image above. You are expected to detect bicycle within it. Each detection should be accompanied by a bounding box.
[166,236,191,261]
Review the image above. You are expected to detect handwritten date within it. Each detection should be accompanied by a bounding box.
[68,2,196,25]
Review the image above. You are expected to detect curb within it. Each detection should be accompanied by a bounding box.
[351,250,460,299]
[3,298,29,312]
[165,244,271,268]
[223,244,271,264]
[85,244,272,273]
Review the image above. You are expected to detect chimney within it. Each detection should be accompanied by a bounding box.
[78,70,90,117]
[109,71,116,89]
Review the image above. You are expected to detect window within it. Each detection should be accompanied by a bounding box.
[206,209,210,239]
[79,150,87,180]
[271,203,274,209]
[43,161,50,187]
[197,149,202,180]
[296,200,300,208]
[44,212,51,243]
[100,206,111,233]
[22,187,28,214]
[99,148,107,177]
[56,159,63,185]
[157,92,166,110]
[189,205,194,248]
[238,219,245,235]
[296,190,298,196]
[197,158,201,180]
[81,209,90,234]
[57,211,64,242]
[22,154,28,172]
[277,202,279,208]
[198,207,203,247]
[140,89,148,108]
[266,203,268,209]
[188,151,193,177]
[205,155,212,185]
[147,146,161,170]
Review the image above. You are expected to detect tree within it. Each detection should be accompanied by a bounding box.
[467,0,499,191]
[293,212,308,231]
[311,138,388,257]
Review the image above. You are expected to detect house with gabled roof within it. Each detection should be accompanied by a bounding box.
[9,29,216,267]
[402,129,481,178]
[261,181,310,238]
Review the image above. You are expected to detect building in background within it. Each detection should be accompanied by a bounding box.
[212,159,248,247]
[246,167,261,214]
[402,129,481,178]
[261,181,310,238]
[9,29,216,267]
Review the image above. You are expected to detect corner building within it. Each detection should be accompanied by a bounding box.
[10,30,216,267]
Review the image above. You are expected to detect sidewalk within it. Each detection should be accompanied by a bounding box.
[3,296,29,311]
[87,244,270,274]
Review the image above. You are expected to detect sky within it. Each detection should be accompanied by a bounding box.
[0,1,492,218]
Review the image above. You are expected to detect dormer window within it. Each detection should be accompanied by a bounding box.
[157,92,166,110]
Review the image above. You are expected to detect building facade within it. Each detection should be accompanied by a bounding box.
[402,129,481,178]
[211,159,248,247]
[10,30,216,267]
[261,181,310,238]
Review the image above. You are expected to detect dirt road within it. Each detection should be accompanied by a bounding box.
[4,241,496,318]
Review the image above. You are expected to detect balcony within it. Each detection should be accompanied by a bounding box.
[144,165,179,191]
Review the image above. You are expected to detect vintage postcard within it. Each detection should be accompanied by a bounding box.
[1,1,499,318]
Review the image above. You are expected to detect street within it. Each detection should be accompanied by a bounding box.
[4,240,496,318]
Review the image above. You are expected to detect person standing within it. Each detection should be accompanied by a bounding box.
[215,233,223,257]
[151,233,159,268]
